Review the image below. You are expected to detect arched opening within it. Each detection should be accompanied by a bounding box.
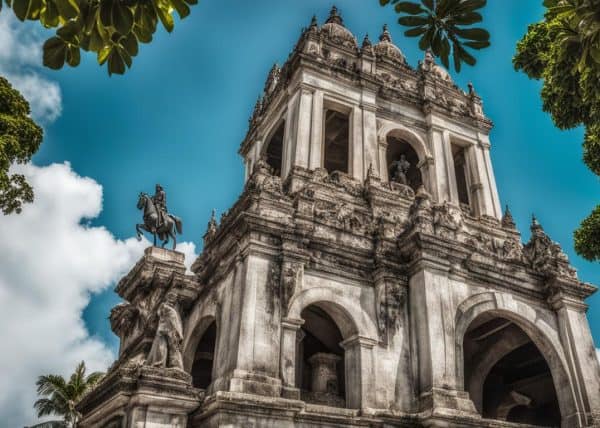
[298,305,346,408]
[463,314,561,427]
[191,321,217,390]
[386,135,422,191]
[323,109,349,174]
[264,121,284,176]
[451,143,471,210]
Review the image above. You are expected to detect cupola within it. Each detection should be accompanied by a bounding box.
[374,24,406,64]
[320,6,358,50]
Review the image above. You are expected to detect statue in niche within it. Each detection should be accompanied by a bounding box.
[147,293,184,370]
[390,155,410,186]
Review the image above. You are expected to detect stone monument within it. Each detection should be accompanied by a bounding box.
[78,7,600,428]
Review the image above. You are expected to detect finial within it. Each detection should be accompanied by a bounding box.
[531,214,543,231]
[501,205,516,229]
[310,14,318,29]
[362,33,372,49]
[379,24,392,43]
[326,5,343,25]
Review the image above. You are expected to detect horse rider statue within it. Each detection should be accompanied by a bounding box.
[136,184,183,249]
[153,184,167,230]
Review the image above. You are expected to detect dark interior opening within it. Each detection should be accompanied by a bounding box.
[298,305,346,407]
[463,315,561,427]
[452,145,470,208]
[265,121,284,176]
[386,136,422,191]
[191,321,216,389]
[323,110,349,174]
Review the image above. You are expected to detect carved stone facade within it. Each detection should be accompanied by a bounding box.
[79,7,600,428]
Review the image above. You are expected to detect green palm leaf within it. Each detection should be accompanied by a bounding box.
[381,0,490,73]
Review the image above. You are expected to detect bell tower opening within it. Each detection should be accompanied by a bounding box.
[463,314,561,426]
[386,136,422,191]
[298,305,346,408]
[323,109,350,174]
[264,121,284,176]
[452,144,470,209]
[191,321,217,390]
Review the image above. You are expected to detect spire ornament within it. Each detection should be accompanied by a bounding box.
[379,24,393,43]
[501,205,516,229]
[362,33,372,49]
[326,5,343,25]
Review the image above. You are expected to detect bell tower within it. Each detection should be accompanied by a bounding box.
[78,7,600,428]
[241,6,501,219]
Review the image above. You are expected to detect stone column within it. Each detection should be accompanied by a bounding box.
[340,335,377,410]
[478,136,502,219]
[308,90,324,170]
[428,127,449,202]
[549,291,600,426]
[294,87,313,169]
[280,317,304,399]
[409,265,478,416]
[377,138,388,182]
[350,105,364,180]
[282,93,300,178]
[362,104,378,180]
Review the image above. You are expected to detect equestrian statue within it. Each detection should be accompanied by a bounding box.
[136,184,183,249]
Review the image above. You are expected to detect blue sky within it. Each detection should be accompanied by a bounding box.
[29,1,600,351]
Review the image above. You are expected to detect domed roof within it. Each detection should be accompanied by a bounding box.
[320,6,358,49]
[374,25,406,64]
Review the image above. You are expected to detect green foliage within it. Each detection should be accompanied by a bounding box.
[1,0,199,76]
[379,0,490,72]
[575,205,600,262]
[34,361,104,427]
[514,0,600,261]
[0,76,43,215]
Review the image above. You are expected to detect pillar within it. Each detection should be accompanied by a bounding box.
[340,335,377,409]
[280,317,304,399]
[308,90,324,170]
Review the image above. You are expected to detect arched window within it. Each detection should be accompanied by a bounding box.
[191,321,217,389]
[323,109,349,174]
[386,135,422,191]
[298,305,346,408]
[463,314,561,426]
[452,144,470,209]
[264,121,285,176]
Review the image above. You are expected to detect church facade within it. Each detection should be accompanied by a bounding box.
[78,7,600,428]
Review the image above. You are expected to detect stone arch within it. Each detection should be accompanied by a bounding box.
[377,124,433,192]
[182,298,218,373]
[260,118,285,176]
[455,291,579,422]
[288,287,378,340]
[378,123,431,163]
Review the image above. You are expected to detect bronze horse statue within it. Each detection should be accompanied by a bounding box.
[136,193,183,249]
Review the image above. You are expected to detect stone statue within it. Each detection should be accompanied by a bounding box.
[390,155,410,186]
[136,184,183,249]
[153,184,167,228]
[147,293,184,370]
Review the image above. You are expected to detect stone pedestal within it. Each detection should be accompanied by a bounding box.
[308,353,341,394]
[77,365,202,428]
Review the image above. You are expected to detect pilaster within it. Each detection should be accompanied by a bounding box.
[340,335,378,410]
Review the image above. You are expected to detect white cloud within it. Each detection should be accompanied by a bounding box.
[0,162,197,427]
[0,13,62,123]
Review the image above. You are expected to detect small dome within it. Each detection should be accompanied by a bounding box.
[374,25,406,64]
[320,6,358,49]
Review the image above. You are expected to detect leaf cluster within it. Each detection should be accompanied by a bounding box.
[1,0,198,75]
[0,77,43,215]
[514,0,600,261]
[379,0,490,72]
[34,361,104,426]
